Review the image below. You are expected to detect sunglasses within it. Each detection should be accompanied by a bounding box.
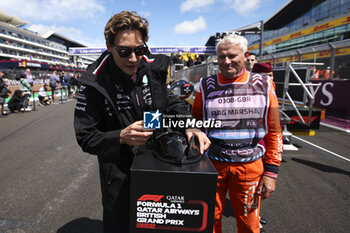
[113,45,146,58]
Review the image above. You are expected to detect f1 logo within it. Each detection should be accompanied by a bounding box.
[138,194,164,202]
[143,110,161,129]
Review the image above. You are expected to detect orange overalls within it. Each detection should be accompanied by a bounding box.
[192,71,282,233]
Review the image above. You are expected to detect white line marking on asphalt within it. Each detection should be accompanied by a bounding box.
[320,122,350,133]
[293,136,350,162]
[284,144,299,151]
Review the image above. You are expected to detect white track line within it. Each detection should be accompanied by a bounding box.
[320,122,350,133]
[293,136,350,162]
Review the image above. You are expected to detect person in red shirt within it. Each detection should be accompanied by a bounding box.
[192,34,283,233]
[252,62,274,79]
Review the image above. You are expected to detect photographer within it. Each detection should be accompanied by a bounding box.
[18,73,32,111]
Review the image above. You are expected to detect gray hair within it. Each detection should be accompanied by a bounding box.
[216,34,248,54]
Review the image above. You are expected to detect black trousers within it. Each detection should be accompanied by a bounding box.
[103,208,129,233]
[8,102,23,112]
[102,178,130,233]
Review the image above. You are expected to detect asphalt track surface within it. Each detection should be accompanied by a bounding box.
[0,100,349,233]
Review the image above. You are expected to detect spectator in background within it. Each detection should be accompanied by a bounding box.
[245,52,258,72]
[70,73,78,98]
[172,53,185,71]
[60,71,69,101]
[49,70,60,103]
[8,90,25,113]
[312,67,320,80]
[75,73,82,98]
[0,74,11,116]
[323,66,334,80]
[195,54,205,65]
[24,68,34,86]
[252,63,274,79]
[67,73,73,98]
[187,54,194,67]
[171,52,180,65]
[18,73,32,111]
[178,52,185,65]
[38,83,51,106]
[0,72,5,115]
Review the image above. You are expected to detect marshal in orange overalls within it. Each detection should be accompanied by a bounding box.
[192,70,283,233]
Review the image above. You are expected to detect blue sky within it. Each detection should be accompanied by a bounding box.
[0,0,290,47]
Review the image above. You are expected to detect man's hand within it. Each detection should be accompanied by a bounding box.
[257,175,276,199]
[120,120,154,146]
[185,129,211,154]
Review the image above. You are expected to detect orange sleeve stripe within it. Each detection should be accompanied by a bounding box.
[265,79,283,167]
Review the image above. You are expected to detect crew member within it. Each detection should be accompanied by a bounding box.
[245,52,258,72]
[192,34,283,233]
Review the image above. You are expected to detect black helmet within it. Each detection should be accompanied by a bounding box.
[170,80,194,100]
[150,131,201,165]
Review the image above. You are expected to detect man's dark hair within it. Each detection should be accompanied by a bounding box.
[249,52,257,58]
[104,11,149,46]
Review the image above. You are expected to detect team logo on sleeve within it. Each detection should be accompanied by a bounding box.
[143,110,161,129]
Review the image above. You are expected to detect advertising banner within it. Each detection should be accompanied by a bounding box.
[150,47,216,55]
[68,47,216,55]
[248,14,350,51]
[0,60,50,69]
[68,47,107,55]
[309,79,350,118]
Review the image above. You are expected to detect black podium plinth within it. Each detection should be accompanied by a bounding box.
[130,147,218,233]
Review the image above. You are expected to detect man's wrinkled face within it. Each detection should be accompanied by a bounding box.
[217,42,249,79]
[107,30,144,76]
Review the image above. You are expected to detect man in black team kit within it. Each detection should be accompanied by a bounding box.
[74,11,210,233]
